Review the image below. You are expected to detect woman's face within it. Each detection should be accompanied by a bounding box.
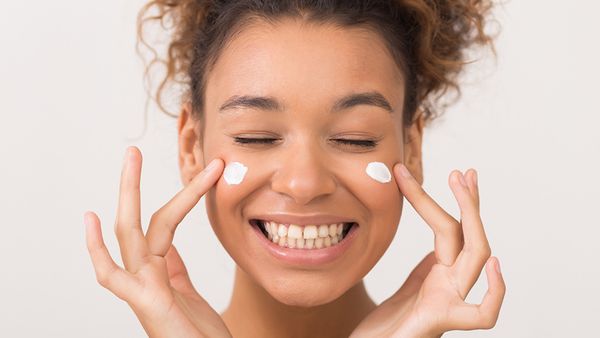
[181,18,422,306]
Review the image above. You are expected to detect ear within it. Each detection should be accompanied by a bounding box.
[178,102,205,186]
[403,111,425,185]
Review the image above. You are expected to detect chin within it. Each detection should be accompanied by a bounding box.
[267,283,345,308]
[261,272,353,308]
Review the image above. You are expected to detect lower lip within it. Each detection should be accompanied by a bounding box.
[249,221,359,266]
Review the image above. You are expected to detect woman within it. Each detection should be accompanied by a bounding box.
[84,1,506,337]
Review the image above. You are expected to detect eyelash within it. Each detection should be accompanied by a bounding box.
[233,137,378,148]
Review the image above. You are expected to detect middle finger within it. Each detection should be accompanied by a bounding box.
[451,169,492,298]
[114,146,150,272]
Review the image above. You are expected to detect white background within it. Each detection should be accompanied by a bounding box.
[1,1,598,337]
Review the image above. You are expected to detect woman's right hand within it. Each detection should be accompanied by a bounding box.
[84,146,232,338]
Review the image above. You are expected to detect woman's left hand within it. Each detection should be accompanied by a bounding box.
[350,165,506,338]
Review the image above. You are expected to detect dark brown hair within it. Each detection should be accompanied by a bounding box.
[137,0,498,127]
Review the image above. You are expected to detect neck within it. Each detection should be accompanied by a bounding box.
[221,265,376,338]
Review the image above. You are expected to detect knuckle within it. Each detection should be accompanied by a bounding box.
[415,186,428,198]
[150,209,163,224]
[114,222,128,239]
[413,186,430,203]
[435,224,458,241]
[149,213,158,225]
[477,243,492,258]
[466,241,491,257]
[442,220,461,236]
[96,265,121,290]
[480,312,498,329]
[96,270,112,288]
[481,244,492,259]
[464,243,492,266]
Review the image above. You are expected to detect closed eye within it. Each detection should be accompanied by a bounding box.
[233,137,378,149]
[331,139,377,148]
[233,137,278,145]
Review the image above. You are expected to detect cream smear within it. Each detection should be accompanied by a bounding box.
[365,162,391,183]
[223,161,248,185]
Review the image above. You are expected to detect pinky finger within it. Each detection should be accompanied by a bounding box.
[84,211,139,302]
[447,256,506,330]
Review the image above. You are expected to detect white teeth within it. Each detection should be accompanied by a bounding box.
[303,225,318,239]
[329,224,337,237]
[287,237,296,248]
[287,224,302,239]
[318,225,329,238]
[258,220,354,249]
[315,237,324,249]
[277,224,287,237]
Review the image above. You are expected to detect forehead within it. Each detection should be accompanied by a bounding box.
[205,18,405,113]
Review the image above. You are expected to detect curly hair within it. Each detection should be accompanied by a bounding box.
[136,0,498,127]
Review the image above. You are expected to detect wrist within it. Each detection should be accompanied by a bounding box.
[391,309,441,338]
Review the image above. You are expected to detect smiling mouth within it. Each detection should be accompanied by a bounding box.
[249,219,358,249]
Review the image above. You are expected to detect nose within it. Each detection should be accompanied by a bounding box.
[270,142,337,205]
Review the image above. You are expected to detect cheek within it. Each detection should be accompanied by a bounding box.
[336,158,403,244]
[204,154,273,234]
[340,159,401,213]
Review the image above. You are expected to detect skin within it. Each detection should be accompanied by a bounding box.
[185,19,415,337]
[84,17,505,338]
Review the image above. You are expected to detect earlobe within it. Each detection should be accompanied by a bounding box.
[177,103,205,185]
[404,111,425,185]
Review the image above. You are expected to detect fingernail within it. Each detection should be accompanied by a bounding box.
[494,257,502,274]
[473,170,478,186]
[398,164,412,178]
[458,172,467,187]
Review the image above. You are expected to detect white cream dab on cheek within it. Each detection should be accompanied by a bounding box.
[223,161,248,185]
[366,162,392,183]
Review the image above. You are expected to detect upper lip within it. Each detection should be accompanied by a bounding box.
[250,213,358,226]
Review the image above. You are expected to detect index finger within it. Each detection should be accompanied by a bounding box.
[393,163,463,265]
[145,158,224,256]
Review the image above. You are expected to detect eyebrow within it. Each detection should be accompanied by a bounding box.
[218,91,394,114]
